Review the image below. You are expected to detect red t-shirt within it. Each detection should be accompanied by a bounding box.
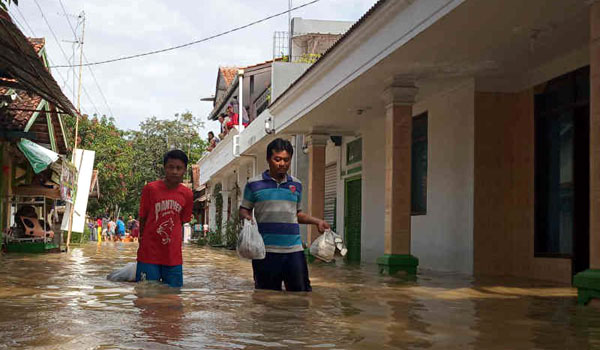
[137,180,193,266]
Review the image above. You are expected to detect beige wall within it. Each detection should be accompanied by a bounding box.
[412,79,475,273]
[474,90,572,284]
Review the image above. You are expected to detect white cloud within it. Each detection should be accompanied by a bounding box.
[9,0,378,133]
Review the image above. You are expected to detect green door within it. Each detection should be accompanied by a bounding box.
[345,177,362,262]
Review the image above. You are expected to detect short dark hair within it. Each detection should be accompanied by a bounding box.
[163,149,188,167]
[208,131,214,137]
[266,138,294,160]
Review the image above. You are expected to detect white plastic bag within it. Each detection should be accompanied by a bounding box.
[237,220,266,260]
[310,230,337,262]
[106,262,137,282]
[310,230,348,262]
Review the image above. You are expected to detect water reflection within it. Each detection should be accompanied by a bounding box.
[0,243,599,349]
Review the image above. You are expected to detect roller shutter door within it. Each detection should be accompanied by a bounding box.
[324,163,337,230]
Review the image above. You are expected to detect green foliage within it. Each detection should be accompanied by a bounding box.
[62,112,208,219]
[0,0,18,11]
[295,53,322,64]
[206,230,222,246]
[224,209,241,250]
[213,184,223,236]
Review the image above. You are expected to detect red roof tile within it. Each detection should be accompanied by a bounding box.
[219,67,238,87]
[0,88,43,130]
[27,38,45,54]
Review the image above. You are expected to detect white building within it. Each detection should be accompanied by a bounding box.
[197,1,600,304]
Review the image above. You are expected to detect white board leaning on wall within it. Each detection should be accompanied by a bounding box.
[61,149,95,233]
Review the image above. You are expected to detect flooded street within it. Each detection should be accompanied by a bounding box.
[0,243,599,350]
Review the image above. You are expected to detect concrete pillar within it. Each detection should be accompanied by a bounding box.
[376,80,419,275]
[221,190,230,231]
[208,195,217,231]
[306,134,328,244]
[575,1,600,304]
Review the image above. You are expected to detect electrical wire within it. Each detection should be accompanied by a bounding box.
[31,0,100,116]
[50,0,322,68]
[58,0,114,118]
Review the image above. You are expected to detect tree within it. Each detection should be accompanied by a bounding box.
[62,112,208,220]
[63,114,136,218]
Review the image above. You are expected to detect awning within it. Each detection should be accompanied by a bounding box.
[17,138,58,173]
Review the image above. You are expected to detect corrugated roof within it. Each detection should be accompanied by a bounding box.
[270,0,388,107]
[0,11,78,116]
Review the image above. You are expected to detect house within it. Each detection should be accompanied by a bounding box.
[196,18,353,239]
[198,1,600,304]
[1,10,79,250]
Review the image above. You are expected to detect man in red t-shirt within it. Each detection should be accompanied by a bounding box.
[135,149,193,287]
[225,105,248,130]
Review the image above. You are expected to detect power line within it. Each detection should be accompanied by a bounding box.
[58,0,114,117]
[8,4,95,116]
[31,0,101,116]
[50,0,322,68]
[13,5,35,36]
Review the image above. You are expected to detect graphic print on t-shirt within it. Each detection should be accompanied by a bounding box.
[157,217,174,245]
[154,199,183,245]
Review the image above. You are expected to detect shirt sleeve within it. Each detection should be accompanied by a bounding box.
[240,184,255,210]
[296,186,302,212]
[181,190,194,223]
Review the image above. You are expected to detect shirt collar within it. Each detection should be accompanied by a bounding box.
[262,170,292,184]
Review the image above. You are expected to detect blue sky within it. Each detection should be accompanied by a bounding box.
[8,0,377,134]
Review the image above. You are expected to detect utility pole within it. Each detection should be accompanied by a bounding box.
[66,11,85,250]
[288,0,293,60]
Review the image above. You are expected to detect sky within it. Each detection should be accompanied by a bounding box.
[8,0,377,134]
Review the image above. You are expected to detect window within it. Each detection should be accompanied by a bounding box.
[535,67,589,261]
[411,113,428,215]
[346,138,362,165]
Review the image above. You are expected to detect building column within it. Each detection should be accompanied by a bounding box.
[208,195,217,231]
[376,80,419,275]
[221,190,230,232]
[306,134,329,244]
[575,1,600,304]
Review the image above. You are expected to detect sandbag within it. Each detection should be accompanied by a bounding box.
[237,220,266,260]
[107,262,137,282]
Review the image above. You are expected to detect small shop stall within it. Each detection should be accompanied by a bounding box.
[2,139,76,253]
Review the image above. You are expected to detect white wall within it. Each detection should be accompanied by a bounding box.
[411,79,475,274]
[271,62,312,103]
[291,17,353,36]
[360,119,386,263]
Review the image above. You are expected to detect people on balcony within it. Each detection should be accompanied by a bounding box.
[225,105,249,131]
[207,131,220,152]
[218,113,229,139]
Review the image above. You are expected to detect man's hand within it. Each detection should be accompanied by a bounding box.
[239,207,255,224]
[317,219,330,233]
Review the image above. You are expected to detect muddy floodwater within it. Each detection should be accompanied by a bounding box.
[1,243,599,349]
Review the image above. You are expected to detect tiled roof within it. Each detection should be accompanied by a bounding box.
[0,87,43,130]
[242,57,282,71]
[27,38,45,54]
[219,67,238,87]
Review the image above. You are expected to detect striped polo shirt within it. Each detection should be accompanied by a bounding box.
[240,170,303,253]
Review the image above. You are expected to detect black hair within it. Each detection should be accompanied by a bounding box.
[208,131,215,137]
[266,138,294,160]
[163,149,188,167]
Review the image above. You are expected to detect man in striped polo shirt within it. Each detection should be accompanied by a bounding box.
[239,138,330,291]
